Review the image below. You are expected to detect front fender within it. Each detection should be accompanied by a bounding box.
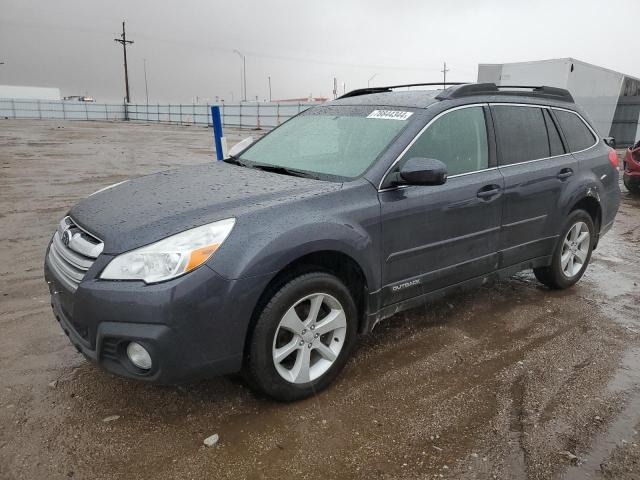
[205,179,382,291]
[212,220,378,289]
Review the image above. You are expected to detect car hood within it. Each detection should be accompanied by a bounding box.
[70,162,341,254]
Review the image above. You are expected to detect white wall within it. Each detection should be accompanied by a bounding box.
[567,61,624,136]
[0,85,61,100]
[479,59,571,88]
[477,59,636,139]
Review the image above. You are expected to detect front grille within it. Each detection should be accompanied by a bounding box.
[47,216,103,292]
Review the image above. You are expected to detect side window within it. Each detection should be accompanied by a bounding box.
[401,106,488,176]
[543,109,565,156]
[554,110,596,152]
[492,106,550,165]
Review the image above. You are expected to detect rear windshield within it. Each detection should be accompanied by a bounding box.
[240,106,413,180]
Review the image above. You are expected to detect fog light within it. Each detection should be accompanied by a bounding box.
[126,342,152,370]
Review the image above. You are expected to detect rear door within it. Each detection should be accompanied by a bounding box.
[491,104,576,266]
[379,105,504,306]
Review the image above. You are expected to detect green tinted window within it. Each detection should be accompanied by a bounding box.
[402,106,488,176]
[241,111,409,179]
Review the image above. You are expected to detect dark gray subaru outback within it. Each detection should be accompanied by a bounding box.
[45,83,620,401]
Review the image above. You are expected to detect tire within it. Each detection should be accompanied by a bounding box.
[623,174,640,195]
[244,272,358,402]
[533,209,595,290]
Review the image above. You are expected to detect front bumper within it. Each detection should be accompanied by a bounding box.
[623,170,640,182]
[44,250,272,384]
[624,149,640,180]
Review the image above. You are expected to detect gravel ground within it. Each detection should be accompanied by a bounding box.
[0,120,639,480]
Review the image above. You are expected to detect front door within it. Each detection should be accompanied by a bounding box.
[379,105,503,306]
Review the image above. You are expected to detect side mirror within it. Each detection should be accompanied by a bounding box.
[393,157,448,186]
[604,137,616,149]
[227,136,254,158]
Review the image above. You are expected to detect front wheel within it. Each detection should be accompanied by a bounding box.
[244,272,358,402]
[534,210,595,289]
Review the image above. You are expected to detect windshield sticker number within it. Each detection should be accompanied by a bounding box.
[367,110,413,121]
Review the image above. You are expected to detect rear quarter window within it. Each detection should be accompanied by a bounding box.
[554,110,596,153]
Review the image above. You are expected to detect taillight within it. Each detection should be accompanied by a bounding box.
[608,148,619,168]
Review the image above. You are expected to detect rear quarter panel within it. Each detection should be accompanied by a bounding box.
[566,141,620,231]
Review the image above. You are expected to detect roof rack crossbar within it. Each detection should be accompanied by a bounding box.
[338,82,468,99]
[436,83,574,102]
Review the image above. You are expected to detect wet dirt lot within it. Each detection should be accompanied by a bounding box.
[1,119,639,480]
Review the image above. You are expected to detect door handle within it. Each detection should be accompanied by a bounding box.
[557,168,573,179]
[477,184,502,199]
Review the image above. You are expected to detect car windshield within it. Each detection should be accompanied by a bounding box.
[238,106,413,180]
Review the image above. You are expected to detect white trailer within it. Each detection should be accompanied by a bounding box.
[0,85,61,101]
[478,58,640,147]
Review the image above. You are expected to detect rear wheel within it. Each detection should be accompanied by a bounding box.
[534,210,595,289]
[244,272,358,402]
[623,174,640,195]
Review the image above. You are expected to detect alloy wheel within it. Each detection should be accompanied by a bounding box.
[560,221,590,278]
[272,293,347,384]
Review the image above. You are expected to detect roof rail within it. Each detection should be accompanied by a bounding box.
[435,83,574,102]
[338,82,468,99]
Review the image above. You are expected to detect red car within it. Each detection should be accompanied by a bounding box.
[624,140,640,194]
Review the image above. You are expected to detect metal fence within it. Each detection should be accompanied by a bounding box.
[0,98,318,129]
[0,99,126,121]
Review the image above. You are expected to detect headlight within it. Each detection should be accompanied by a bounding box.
[100,218,235,283]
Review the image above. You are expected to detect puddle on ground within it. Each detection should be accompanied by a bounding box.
[562,347,640,479]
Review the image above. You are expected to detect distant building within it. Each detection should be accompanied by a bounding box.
[478,58,640,147]
[0,85,61,100]
[63,95,96,102]
[273,96,329,103]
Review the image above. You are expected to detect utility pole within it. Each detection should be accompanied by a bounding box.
[143,58,149,105]
[268,76,272,102]
[233,50,247,102]
[441,62,449,90]
[114,21,134,103]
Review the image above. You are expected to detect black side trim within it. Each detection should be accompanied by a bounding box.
[386,227,500,263]
[502,214,547,229]
[364,255,552,333]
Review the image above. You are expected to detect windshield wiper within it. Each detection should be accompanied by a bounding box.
[222,155,245,166]
[249,164,319,179]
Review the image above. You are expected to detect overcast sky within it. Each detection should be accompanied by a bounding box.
[1,0,639,103]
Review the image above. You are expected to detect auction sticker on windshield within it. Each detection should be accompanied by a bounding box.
[367,110,413,121]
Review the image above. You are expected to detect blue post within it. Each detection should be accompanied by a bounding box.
[211,105,224,160]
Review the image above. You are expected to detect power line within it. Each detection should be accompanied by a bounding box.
[233,49,247,102]
[143,58,149,104]
[441,62,450,89]
[114,21,134,103]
